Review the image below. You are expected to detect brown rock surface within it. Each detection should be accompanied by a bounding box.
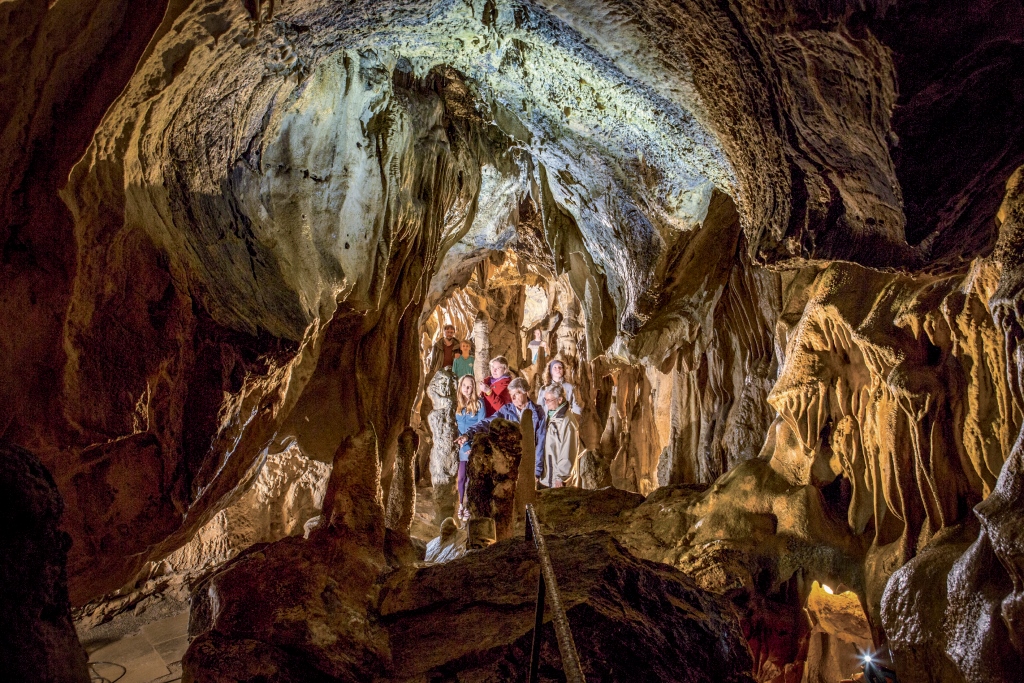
[184,428,389,682]
[881,168,1024,683]
[533,464,863,683]
[379,531,756,683]
[0,442,89,682]
[465,418,524,540]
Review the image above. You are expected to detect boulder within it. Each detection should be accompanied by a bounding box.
[379,531,755,683]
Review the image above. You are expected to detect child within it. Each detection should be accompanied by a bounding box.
[452,340,475,379]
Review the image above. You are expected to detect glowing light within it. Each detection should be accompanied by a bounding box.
[858,648,876,666]
[822,584,834,595]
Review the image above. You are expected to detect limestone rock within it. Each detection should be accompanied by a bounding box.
[880,525,976,683]
[161,443,330,579]
[514,406,538,520]
[76,442,331,627]
[427,368,459,523]
[4,0,1024,678]
[0,442,89,683]
[184,428,389,683]
[804,581,873,683]
[465,418,523,540]
[385,427,419,534]
[532,466,862,682]
[378,531,755,683]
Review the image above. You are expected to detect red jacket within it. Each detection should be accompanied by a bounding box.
[481,375,512,416]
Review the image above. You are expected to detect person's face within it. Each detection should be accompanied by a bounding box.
[490,362,505,379]
[460,377,475,399]
[534,329,542,340]
[544,392,560,409]
[511,389,528,409]
[443,326,455,340]
[551,363,564,381]
[460,341,471,356]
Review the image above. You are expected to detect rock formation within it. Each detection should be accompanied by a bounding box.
[384,427,422,565]
[804,581,874,683]
[379,531,756,683]
[531,473,861,683]
[78,442,332,626]
[0,442,90,683]
[185,428,389,682]
[385,427,419,534]
[514,407,539,519]
[426,369,459,523]
[465,418,524,541]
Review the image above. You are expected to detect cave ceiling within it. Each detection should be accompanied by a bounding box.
[49,0,1023,350]
[67,0,736,347]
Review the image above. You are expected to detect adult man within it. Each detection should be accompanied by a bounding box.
[539,383,579,488]
[457,377,546,479]
[429,324,461,373]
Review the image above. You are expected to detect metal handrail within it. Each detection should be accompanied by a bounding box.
[524,504,586,683]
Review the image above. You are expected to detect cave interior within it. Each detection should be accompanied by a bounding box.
[2,0,1024,682]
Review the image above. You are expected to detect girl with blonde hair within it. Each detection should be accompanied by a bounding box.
[454,373,486,519]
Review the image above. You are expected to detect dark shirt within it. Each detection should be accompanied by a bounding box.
[441,339,458,367]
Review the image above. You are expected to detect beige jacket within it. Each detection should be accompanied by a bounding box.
[540,404,579,488]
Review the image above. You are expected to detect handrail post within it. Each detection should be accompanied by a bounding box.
[528,568,545,683]
[524,504,586,683]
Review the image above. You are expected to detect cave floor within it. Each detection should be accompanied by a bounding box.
[74,485,442,681]
[77,592,190,682]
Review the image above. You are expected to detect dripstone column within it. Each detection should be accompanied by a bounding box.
[427,369,459,524]
[466,418,523,543]
[473,312,490,381]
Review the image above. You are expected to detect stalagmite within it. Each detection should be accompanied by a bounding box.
[514,407,538,522]
[385,427,419,534]
[574,450,604,490]
[465,419,523,541]
[426,369,459,524]
[472,313,490,382]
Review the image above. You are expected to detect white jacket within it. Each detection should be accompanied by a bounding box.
[541,404,579,488]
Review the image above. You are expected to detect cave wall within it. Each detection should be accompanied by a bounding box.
[881,168,1024,681]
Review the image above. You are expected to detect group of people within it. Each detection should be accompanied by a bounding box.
[430,324,581,521]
